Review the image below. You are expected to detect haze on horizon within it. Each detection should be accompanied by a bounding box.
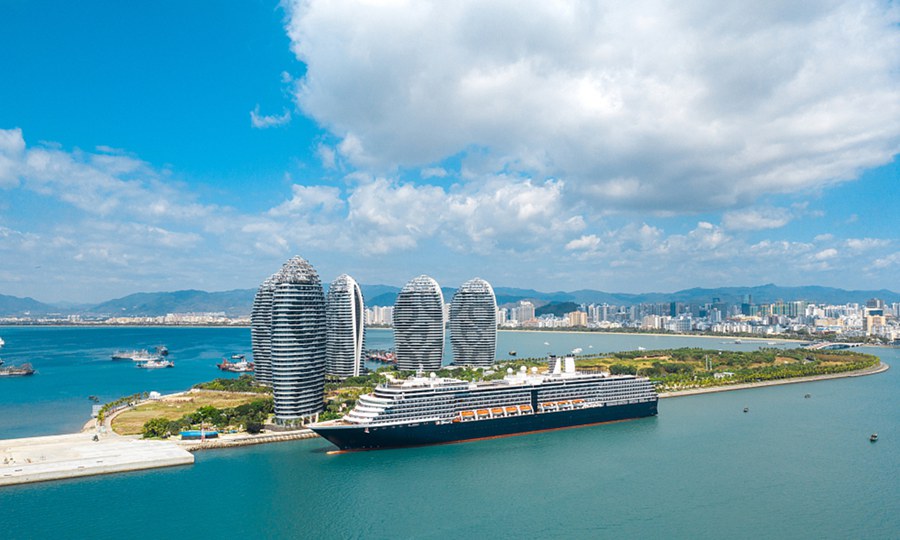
[1,1,899,304]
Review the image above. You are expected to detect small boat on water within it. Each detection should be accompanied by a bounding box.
[217,355,254,373]
[112,349,155,361]
[743,407,749,413]
[508,351,517,356]
[136,358,174,369]
[804,394,811,399]
[155,345,169,357]
[870,433,878,442]
[0,363,35,377]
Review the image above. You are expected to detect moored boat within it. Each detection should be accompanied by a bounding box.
[217,355,254,373]
[310,355,658,451]
[136,358,174,369]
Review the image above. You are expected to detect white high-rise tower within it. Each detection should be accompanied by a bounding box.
[449,278,497,366]
[250,275,276,385]
[394,275,445,371]
[270,256,327,423]
[326,274,366,379]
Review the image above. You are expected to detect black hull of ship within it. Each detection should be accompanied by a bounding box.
[311,400,658,451]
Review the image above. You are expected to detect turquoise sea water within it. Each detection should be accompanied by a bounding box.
[0,327,896,539]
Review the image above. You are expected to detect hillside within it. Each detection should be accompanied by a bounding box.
[1,283,897,318]
[86,289,256,317]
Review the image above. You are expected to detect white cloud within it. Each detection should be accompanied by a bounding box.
[317,144,336,169]
[284,0,900,212]
[845,238,891,251]
[722,207,793,231]
[2,127,897,301]
[566,234,600,251]
[250,105,292,128]
[872,251,900,269]
[0,129,215,222]
[268,184,344,216]
[421,167,447,179]
[0,127,25,187]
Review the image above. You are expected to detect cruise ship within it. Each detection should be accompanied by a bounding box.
[310,356,658,451]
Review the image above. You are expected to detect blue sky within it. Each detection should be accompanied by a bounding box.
[1,1,898,303]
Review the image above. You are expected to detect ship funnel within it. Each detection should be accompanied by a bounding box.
[549,355,562,374]
[564,356,575,374]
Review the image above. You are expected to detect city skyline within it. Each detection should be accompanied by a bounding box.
[1,2,899,304]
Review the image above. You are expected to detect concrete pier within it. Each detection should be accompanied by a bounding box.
[0,433,194,487]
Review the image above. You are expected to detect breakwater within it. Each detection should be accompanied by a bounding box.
[179,429,318,451]
[0,433,193,487]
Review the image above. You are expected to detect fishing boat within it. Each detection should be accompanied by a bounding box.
[0,363,35,377]
[366,350,397,364]
[217,355,254,373]
[111,349,156,361]
[870,433,878,442]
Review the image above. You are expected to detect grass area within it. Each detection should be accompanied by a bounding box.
[111,391,262,435]
[569,348,879,392]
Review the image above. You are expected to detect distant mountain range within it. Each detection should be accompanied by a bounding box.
[1,284,898,318]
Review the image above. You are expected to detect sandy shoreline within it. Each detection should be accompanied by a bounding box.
[658,361,890,399]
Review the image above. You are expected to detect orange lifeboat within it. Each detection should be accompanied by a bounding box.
[491,407,504,416]
[519,405,533,413]
[505,406,518,414]
[461,411,475,418]
[476,409,489,416]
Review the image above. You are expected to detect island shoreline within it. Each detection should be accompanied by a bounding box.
[659,361,889,398]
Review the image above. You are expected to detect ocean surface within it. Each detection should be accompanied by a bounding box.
[0,326,897,539]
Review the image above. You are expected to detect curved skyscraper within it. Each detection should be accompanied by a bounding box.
[326,274,366,379]
[449,278,497,366]
[394,275,445,371]
[270,256,327,423]
[250,275,276,386]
